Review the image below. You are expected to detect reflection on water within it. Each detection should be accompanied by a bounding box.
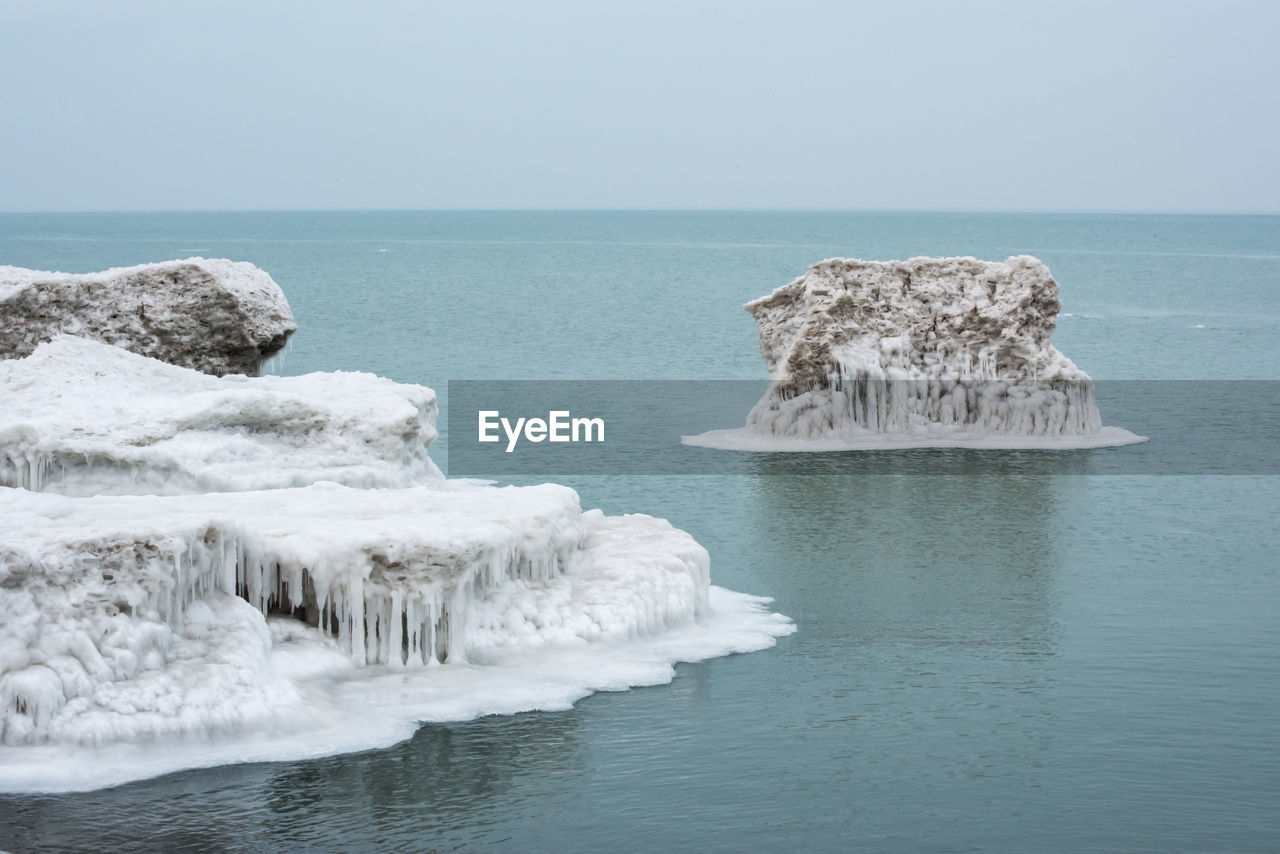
[746,474,1082,656]
[1,712,583,852]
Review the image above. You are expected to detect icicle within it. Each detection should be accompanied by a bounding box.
[427,598,438,664]
[389,590,404,667]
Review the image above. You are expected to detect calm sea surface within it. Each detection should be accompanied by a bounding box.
[1,212,1278,852]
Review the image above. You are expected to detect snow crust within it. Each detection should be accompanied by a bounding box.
[0,258,295,375]
[0,337,793,791]
[685,256,1143,450]
[0,336,442,494]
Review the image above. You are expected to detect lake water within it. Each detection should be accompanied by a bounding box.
[2,212,1278,851]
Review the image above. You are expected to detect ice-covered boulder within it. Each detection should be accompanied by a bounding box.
[0,258,295,375]
[0,336,441,494]
[686,255,1143,449]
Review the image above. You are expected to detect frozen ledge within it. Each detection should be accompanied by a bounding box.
[0,338,795,789]
[0,477,792,790]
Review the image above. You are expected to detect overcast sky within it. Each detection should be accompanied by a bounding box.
[1,0,1276,212]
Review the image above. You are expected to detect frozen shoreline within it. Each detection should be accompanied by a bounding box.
[1,323,795,791]
[0,586,792,794]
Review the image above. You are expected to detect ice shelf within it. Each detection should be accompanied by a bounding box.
[0,334,792,782]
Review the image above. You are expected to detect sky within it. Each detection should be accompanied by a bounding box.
[0,0,1276,213]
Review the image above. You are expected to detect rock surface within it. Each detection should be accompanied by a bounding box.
[746,255,1079,385]
[0,258,295,375]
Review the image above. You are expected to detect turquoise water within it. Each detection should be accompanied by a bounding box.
[2,213,1278,851]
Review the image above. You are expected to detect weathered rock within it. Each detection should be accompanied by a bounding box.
[746,255,1079,386]
[684,255,1143,449]
[0,258,295,375]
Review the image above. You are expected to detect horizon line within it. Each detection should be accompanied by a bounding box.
[0,207,1277,217]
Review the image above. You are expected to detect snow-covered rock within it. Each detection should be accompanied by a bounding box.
[0,336,441,494]
[0,481,726,747]
[0,479,794,783]
[0,258,295,376]
[685,256,1143,450]
[0,337,794,789]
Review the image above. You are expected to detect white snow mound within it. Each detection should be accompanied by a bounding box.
[0,336,442,494]
[0,257,295,375]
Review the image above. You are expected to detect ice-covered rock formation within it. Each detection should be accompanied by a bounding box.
[0,336,441,494]
[0,335,793,791]
[685,255,1143,450]
[0,258,295,375]
[0,482,722,747]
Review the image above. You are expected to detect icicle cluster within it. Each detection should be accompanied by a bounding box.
[746,375,1103,439]
[0,483,723,748]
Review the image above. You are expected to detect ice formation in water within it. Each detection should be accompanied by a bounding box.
[0,483,722,748]
[685,255,1143,450]
[0,321,791,790]
[0,336,442,494]
[0,258,295,375]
